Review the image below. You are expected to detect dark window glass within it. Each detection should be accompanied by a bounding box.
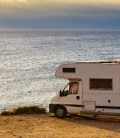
[63,68,75,73]
[90,79,112,90]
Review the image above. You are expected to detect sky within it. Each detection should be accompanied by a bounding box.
[0,0,120,29]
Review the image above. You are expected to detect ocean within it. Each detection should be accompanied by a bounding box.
[0,30,120,111]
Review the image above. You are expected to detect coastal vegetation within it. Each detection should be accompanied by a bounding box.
[1,106,47,116]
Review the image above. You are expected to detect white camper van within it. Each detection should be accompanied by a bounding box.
[49,60,120,118]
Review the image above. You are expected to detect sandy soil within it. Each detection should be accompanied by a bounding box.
[0,114,120,138]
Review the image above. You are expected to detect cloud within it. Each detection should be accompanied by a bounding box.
[0,0,28,4]
[1,0,120,5]
[1,0,120,10]
[0,0,120,29]
[1,4,120,19]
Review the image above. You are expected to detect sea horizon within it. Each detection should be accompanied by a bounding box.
[1,28,120,31]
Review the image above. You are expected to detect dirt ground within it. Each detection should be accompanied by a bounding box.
[0,114,120,138]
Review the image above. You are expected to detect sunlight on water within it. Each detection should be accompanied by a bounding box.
[0,30,120,111]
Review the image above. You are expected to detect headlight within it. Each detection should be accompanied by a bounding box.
[50,98,53,102]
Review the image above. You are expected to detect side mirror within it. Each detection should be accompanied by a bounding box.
[59,90,62,97]
[59,90,64,97]
[64,90,68,96]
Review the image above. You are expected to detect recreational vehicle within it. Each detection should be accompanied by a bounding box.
[49,60,120,118]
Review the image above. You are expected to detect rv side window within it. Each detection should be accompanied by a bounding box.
[90,79,112,90]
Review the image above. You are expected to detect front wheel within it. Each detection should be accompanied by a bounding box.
[54,106,67,118]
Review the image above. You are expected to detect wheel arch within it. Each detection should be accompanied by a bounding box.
[53,104,68,114]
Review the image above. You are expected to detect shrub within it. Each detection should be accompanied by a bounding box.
[1,106,46,116]
[1,111,11,116]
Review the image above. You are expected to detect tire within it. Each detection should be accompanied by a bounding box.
[54,105,67,118]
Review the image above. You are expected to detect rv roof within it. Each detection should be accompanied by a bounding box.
[76,60,120,64]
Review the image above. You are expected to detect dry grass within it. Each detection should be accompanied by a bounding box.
[0,114,120,138]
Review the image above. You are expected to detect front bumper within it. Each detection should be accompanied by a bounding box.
[49,104,55,113]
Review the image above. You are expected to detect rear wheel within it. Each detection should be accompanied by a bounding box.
[54,106,67,118]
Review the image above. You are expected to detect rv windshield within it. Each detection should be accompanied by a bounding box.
[60,82,79,96]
